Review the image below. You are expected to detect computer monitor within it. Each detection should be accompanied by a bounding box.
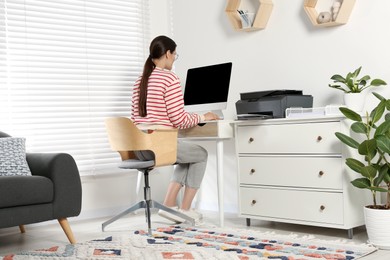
[183,62,232,119]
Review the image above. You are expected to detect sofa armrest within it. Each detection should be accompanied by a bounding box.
[26,153,82,218]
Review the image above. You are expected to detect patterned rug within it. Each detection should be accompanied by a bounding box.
[1,225,377,259]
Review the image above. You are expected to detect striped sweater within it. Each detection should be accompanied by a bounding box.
[131,67,201,129]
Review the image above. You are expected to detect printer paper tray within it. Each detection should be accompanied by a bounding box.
[237,114,272,120]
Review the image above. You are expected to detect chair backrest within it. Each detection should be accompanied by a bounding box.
[105,117,178,167]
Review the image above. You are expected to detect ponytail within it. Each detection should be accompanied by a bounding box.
[138,56,155,117]
[138,36,176,117]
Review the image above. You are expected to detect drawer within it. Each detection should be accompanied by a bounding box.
[240,187,343,225]
[237,122,341,154]
[239,156,343,189]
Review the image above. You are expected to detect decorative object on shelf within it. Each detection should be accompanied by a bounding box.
[335,92,390,249]
[328,66,387,112]
[237,10,255,28]
[332,0,341,21]
[317,12,331,24]
[225,0,273,31]
[304,0,356,27]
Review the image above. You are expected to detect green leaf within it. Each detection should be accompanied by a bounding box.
[371,79,387,86]
[359,80,367,87]
[335,132,360,149]
[339,107,362,121]
[351,122,368,134]
[375,164,389,186]
[386,113,390,121]
[372,92,386,101]
[358,139,377,159]
[351,178,371,189]
[352,66,362,78]
[364,155,372,162]
[376,134,390,153]
[360,165,378,179]
[375,120,390,137]
[330,74,346,83]
[345,158,365,173]
[360,75,370,82]
[347,77,355,91]
[387,100,390,111]
[384,167,390,183]
[346,72,353,81]
[329,84,348,92]
[369,186,389,192]
[371,100,386,124]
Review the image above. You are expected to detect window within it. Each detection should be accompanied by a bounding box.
[0,0,150,175]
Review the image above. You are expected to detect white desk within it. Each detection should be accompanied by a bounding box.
[178,120,234,227]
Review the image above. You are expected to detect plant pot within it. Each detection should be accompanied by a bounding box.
[343,92,366,112]
[364,206,390,249]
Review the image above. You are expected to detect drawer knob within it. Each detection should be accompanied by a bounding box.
[320,205,325,211]
[251,200,257,205]
[250,169,256,174]
[319,171,324,176]
[317,136,323,142]
[249,137,254,143]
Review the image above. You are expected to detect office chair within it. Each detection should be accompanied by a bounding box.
[102,117,195,235]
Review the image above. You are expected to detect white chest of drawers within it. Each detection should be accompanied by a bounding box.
[234,117,371,238]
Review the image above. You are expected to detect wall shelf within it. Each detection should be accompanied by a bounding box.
[304,0,356,27]
[225,0,273,31]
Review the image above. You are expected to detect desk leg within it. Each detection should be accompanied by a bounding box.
[216,140,224,227]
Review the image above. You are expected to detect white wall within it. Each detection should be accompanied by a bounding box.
[79,0,390,220]
[169,0,390,114]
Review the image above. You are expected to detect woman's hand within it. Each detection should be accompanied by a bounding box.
[203,112,220,121]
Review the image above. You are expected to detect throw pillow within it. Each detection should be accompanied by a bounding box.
[0,137,32,176]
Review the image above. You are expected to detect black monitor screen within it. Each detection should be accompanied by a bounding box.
[183,62,232,105]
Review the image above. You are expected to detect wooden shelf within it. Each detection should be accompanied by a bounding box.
[304,0,356,27]
[225,0,273,31]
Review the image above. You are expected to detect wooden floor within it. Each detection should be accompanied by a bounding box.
[0,210,388,259]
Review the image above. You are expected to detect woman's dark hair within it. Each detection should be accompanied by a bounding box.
[138,35,177,117]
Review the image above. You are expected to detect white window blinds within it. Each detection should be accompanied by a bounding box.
[0,0,150,175]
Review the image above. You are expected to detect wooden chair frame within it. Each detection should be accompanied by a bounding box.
[102,117,194,235]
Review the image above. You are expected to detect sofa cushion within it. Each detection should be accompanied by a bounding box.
[0,137,32,176]
[0,175,54,208]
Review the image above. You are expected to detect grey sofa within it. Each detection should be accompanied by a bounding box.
[0,131,82,244]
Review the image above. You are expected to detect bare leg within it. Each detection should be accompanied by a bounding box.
[163,182,182,207]
[180,186,198,210]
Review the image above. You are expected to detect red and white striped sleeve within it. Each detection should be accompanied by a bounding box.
[165,77,201,129]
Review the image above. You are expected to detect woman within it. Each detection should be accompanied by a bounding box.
[130,35,219,223]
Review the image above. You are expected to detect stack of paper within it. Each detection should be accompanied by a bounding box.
[285,105,345,118]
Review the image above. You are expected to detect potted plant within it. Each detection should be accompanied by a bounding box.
[335,92,390,249]
[329,66,387,111]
